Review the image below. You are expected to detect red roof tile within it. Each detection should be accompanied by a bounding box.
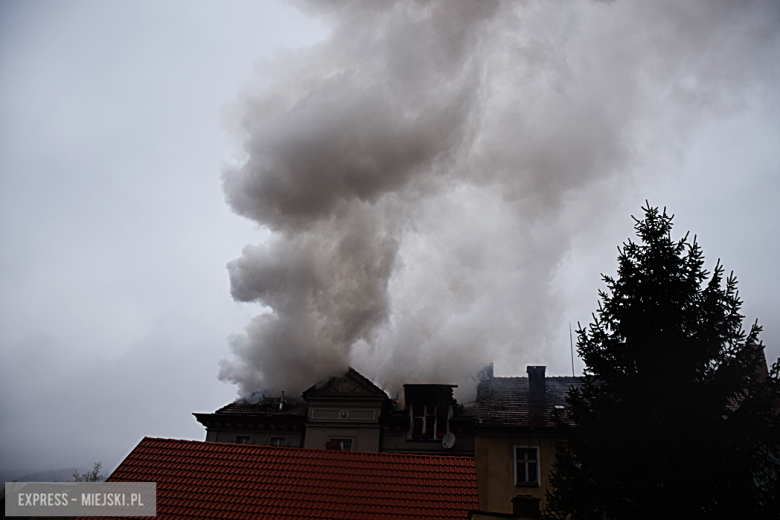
[81,437,478,519]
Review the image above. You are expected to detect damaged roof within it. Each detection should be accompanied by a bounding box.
[302,367,392,401]
[201,367,389,419]
[85,437,478,519]
[475,376,581,429]
[193,394,307,432]
[211,395,308,417]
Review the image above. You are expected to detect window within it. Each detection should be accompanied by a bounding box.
[330,438,353,451]
[515,446,540,486]
[235,436,250,445]
[410,404,446,440]
[270,437,285,447]
[425,405,437,437]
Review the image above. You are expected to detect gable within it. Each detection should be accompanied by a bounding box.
[303,367,390,401]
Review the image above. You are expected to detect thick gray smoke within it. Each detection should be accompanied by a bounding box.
[219,0,780,397]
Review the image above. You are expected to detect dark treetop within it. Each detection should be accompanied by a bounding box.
[545,205,780,520]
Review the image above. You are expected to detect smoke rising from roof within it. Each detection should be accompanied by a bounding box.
[219,0,780,397]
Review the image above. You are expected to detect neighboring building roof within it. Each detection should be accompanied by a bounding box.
[475,376,581,430]
[91,437,478,519]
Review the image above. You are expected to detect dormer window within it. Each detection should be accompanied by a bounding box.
[405,384,457,441]
[330,438,353,451]
[411,404,437,439]
[409,403,449,440]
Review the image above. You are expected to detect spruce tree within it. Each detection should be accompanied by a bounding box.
[545,205,780,520]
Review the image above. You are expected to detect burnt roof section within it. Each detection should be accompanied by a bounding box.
[404,384,458,404]
[210,394,308,417]
[196,368,394,432]
[475,375,582,430]
[302,367,391,401]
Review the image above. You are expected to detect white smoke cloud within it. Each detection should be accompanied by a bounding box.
[219,0,780,397]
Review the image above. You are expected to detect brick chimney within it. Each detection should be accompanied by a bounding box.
[527,366,546,402]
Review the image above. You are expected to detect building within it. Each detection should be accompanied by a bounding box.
[194,365,580,517]
[80,437,479,519]
[194,367,476,456]
[473,365,580,514]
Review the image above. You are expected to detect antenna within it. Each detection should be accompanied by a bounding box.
[570,323,575,377]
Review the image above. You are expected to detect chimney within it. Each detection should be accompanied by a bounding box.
[527,366,546,402]
[512,494,540,519]
[478,363,494,382]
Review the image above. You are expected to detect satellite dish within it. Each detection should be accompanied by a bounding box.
[442,432,456,449]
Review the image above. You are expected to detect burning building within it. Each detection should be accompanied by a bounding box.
[195,365,580,516]
[195,367,476,456]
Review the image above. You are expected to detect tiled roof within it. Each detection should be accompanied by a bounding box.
[475,376,581,429]
[86,437,478,519]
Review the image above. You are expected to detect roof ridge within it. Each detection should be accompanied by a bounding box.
[138,437,476,462]
[346,366,388,394]
[301,367,391,400]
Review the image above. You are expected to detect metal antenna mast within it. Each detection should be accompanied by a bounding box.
[570,323,575,377]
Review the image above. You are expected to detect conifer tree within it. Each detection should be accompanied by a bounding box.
[71,461,106,482]
[545,205,780,520]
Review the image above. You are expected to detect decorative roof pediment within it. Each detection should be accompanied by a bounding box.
[303,367,389,401]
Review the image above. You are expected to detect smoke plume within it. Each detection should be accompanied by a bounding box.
[219,0,780,397]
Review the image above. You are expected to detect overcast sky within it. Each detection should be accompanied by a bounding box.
[1,0,778,477]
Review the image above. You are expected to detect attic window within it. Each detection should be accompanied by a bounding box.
[330,438,352,451]
[235,436,250,445]
[515,446,540,486]
[270,437,285,447]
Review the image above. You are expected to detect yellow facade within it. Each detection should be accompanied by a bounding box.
[475,431,557,514]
